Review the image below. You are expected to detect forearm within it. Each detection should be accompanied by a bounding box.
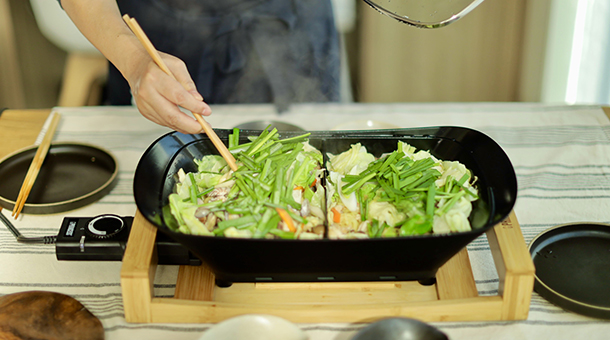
[60,0,148,86]
[59,0,211,134]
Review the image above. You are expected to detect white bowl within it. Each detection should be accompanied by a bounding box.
[198,314,308,340]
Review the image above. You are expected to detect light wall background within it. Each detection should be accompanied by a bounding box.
[0,0,606,109]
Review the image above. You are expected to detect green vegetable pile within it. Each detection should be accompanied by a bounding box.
[327,142,479,239]
[168,127,326,239]
[168,129,480,240]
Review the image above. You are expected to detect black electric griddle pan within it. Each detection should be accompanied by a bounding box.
[134,127,517,284]
[0,143,118,214]
[529,223,610,319]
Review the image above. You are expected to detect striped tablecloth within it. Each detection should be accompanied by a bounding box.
[1,103,609,339]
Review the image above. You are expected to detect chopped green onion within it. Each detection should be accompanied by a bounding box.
[437,191,466,215]
[269,229,295,239]
[247,128,278,156]
[276,132,311,144]
[188,173,198,204]
[426,182,436,217]
[217,215,258,229]
[342,172,377,196]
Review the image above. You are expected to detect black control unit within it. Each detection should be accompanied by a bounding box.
[56,214,200,266]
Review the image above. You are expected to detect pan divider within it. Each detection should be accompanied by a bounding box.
[120,211,534,323]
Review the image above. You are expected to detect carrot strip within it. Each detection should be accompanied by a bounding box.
[331,207,341,223]
[275,207,296,232]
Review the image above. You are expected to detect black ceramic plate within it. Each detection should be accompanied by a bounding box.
[134,127,518,283]
[529,223,610,319]
[0,143,118,214]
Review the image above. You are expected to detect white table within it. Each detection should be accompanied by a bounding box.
[1,103,610,340]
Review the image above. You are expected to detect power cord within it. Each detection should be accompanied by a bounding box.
[0,210,57,244]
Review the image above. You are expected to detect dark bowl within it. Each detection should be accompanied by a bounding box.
[133,127,517,284]
[352,317,448,340]
[233,120,304,131]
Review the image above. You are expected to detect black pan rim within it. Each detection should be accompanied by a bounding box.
[528,222,610,318]
[158,130,495,241]
[0,142,118,213]
[136,126,516,243]
[132,126,517,282]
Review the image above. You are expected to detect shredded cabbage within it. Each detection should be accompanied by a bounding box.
[327,141,478,239]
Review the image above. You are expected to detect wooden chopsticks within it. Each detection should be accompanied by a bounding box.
[122,14,238,172]
[12,111,61,219]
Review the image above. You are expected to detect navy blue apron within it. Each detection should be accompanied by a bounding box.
[108,0,340,110]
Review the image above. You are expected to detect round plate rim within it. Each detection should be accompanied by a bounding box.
[0,142,118,213]
[528,222,610,318]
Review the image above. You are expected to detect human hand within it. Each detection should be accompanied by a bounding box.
[127,52,211,134]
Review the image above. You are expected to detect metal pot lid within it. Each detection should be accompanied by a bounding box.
[0,142,118,214]
[528,222,610,319]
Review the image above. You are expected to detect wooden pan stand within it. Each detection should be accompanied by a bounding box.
[120,211,534,323]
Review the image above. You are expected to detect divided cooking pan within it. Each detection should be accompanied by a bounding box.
[133,127,517,284]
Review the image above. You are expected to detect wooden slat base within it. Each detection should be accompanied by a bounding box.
[120,211,534,323]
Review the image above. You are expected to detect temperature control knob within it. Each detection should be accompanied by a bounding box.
[86,214,126,239]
